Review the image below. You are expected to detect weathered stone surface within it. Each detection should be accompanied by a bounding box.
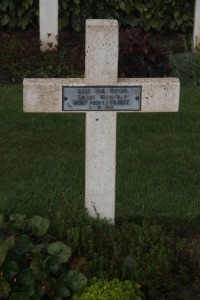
[39,0,58,51]
[23,78,179,113]
[23,19,180,223]
[85,19,118,85]
[85,111,116,220]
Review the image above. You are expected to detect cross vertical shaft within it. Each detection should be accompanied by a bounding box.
[85,20,118,222]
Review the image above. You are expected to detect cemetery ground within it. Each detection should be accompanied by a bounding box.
[1,29,200,299]
[1,85,200,225]
[1,84,200,299]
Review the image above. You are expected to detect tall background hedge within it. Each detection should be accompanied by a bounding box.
[0,0,195,32]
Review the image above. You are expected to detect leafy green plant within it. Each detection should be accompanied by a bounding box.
[0,214,87,299]
[121,0,194,32]
[0,0,194,32]
[0,31,85,83]
[119,28,171,78]
[0,29,172,84]
[169,39,200,86]
[59,0,194,32]
[66,220,187,298]
[0,0,38,29]
[72,278,145,300]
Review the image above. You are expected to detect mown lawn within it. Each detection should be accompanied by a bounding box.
[1,84,200,227]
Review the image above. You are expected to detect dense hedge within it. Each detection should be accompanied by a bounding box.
[0,0,195,32]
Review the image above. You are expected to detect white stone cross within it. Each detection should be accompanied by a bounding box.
[193,0,200,50]
[39,0,58,51]
[24,19,180,223]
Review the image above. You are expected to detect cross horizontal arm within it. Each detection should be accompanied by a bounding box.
[23,77,179,113]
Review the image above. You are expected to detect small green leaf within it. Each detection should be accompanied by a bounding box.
[13,234,34,254]
[119,1,126,11]
[174,10,180,18]
[40,233,51,243]
[3,261,19,280]
[5,235,15,249]
[121,16,141,27]
[30,256,46,281]
[0,244,8,267]
[0,236,15,267]
[71,15,81,32]
[9,292,29,300]
[145,12,152,19]
[56,282,70,298]
[43,256,60,273]
[24,284,35,297]
[31,244,44,254]
[0,276,11,298]
[10,214,26,222]
[19,269,35,286]
[176,18,183,26]
[47,241,71,263]
[9,1,15,10]
[34,284,45,298]
[63,270,87,292]
[28,216,49,236]
[1,15,9,26]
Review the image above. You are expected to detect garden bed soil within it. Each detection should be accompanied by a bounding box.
[0,28,191,84]
[0,28,190,52]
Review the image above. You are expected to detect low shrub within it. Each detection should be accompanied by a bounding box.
[0,29,171,83]
[0,0,38,29]
[67,220,186,298]
[0,0,194,32]
[119,28,171,78]
[0,210,198,299]
[0,214,87,299]
[169,40,200,86]
[72,278,145,300]
[0,31,85,83]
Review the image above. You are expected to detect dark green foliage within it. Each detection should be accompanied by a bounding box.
[0,0,194,32]
[0,31,85,83]
[0,0,38,29]
[72,278,145,300]
[0,210,196,299]
[169,40,200,86]
[0,30,171,83]
[119,28,171,78]
[0,214,87,299]
[66,220,186,298]
[119,0,194,32]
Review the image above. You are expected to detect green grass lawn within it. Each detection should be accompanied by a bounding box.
[1,84,200,226]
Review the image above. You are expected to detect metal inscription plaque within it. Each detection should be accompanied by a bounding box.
[62,86,141,111]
